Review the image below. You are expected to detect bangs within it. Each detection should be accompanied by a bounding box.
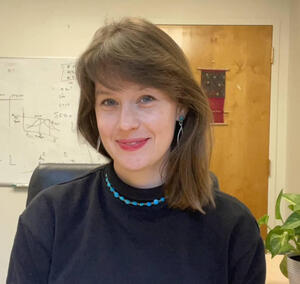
[85,57,139,91]
[83,31,181,93]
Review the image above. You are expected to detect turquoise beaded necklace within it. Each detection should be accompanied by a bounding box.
[104,173,165,207]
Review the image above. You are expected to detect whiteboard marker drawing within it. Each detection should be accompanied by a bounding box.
[0,57,105,184]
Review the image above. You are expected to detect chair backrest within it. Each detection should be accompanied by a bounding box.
[26,163,100,206]
[26,163,220,206]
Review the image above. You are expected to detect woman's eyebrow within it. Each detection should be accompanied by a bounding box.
[95,89,115,96]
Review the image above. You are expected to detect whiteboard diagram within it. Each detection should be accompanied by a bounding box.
[0,57,105,184]
[22,112,59,141]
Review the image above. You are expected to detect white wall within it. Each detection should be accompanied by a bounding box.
[0,0,290,57]
[0,0,293,282]
[287,0,300,195]
[0,188,26,282]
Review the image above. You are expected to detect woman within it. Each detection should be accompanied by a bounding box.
[7,18,266,283]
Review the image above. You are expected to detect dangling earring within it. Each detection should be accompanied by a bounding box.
[177,115,184,145]
[96,137,101,152]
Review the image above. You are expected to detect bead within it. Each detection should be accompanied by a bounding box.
[105,172,165,207]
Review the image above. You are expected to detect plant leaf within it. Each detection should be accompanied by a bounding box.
[278,240,295,255]
[266,227,285,256]
[275,190,283,221]
[288,204,294,211]
[295,226,300,236]
[257,214,269,227]
[265,226,280,253]
[265,226,282,253]
[282,193,300,207]
[294,204,300,211]
[281,211,300,230]
[267,228,296,257]
[279,255,288,278]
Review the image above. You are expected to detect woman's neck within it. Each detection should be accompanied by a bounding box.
[113,163,165,189]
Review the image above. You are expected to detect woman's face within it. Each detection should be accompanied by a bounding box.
[94,81,181,176]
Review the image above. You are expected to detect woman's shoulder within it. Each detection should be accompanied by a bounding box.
[40,164,104,196]
[23,164,107,218]
[213,190,254,217]
[203,190,260,236]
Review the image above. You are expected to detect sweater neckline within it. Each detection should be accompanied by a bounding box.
[104,162,165,202]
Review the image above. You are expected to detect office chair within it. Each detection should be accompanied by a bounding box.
[26,163,101,206]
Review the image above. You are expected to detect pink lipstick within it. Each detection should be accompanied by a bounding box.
[116,138,149,151]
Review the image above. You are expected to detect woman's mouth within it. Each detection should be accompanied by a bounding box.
[116,138,149,151]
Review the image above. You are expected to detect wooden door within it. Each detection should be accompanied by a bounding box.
[159,25,272,230]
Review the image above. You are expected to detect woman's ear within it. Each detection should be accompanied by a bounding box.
[176,105,188,120]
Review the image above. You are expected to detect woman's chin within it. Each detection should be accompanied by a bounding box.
[113,158,155,173]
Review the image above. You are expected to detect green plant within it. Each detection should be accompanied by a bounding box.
[258,190,300,278]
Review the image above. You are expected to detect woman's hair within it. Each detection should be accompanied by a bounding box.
[76,17,215,213]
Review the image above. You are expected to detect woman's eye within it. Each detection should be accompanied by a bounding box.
[101,98,117,106]
[140,95,155,104]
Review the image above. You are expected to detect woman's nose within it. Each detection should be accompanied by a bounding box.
[117,105,140,131]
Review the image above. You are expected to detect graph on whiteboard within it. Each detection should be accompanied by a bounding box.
[0,57,105,184]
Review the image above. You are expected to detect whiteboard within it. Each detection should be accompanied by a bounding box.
[0,57,105,185]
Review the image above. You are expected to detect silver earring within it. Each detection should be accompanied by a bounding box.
[96,137,101,152]
[177,115,184,145]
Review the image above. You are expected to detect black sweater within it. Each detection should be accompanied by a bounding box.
[7,163,266,284]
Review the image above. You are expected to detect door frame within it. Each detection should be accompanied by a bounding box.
[156,18,287,228]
